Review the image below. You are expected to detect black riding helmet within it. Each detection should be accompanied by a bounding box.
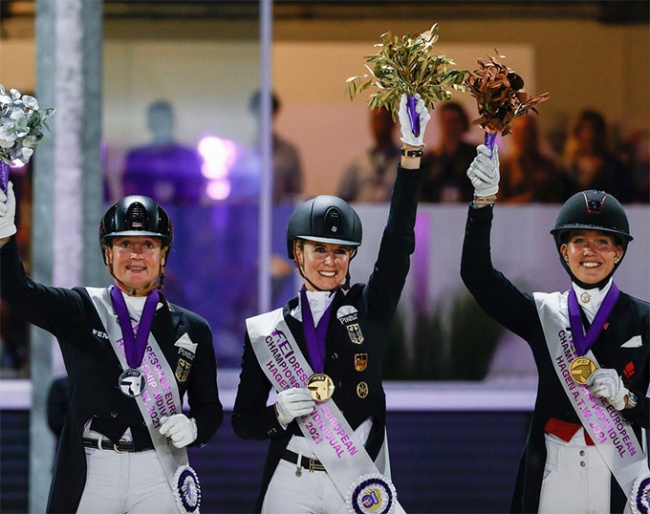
[550,190,632,286]
[286,195,362,259]
[99,196,173,265]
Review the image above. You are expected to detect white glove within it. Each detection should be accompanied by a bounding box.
[586,368,628,411]
[398,93,431,147]
[466,144,500,197]
[0,181,17,239]
[159,414,198,448]
[275,387,315,425]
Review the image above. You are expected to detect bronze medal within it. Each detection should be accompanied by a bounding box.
[306,373,335,401]
[570,356,598,384]
[356,381,369,399]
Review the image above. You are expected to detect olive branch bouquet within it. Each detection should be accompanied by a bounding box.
[345,24,468,137]
[0,84,55,192]
[464,51,549,148]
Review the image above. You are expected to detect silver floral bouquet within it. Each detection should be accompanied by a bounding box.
[0,85,55,191]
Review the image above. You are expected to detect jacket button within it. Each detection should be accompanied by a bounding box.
[110,411,117,418]
[337,382,343,388]
[331,353,339,359]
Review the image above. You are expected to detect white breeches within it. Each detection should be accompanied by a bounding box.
[538,431,611,514]
[76,448,177,514]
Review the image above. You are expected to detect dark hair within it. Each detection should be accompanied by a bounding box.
[440,101,469,132]
[249,90,280,115]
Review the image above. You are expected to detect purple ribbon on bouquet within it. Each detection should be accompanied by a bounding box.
[484,132,497,153]
[0,161,9,194]
[406,95,421,137]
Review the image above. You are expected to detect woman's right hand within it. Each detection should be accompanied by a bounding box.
[275,387,315,426]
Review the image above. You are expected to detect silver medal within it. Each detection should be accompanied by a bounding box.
[118,368,147,397]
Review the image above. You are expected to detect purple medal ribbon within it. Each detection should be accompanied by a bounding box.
[300,286,334,373]
[110,286,160,368]
[568,283,620,356]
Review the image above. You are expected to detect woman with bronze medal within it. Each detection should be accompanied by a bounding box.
[231,25,472,513]
[0,192,223,513]
[460,53,649,514]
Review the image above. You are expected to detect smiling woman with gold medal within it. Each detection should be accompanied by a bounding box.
[231,92,430,514]
[461,151,649,511]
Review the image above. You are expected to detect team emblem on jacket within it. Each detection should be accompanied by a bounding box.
[347,324,364,344]
[356,381,369,399]
[354,353,368,372]
[175,359,192,382]
[337,306,364,344]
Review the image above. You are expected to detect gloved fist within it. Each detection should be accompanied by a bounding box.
[275,387,315,426]
[467,144,500,197]
[159,414,198,448]
[398,93,431,147]
[586,368,628,411]
[0,182,17,239]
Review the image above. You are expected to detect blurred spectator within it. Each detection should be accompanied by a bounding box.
[499,115,569,203]
[249,90,304,204]
[615,129,649,203]
[419,102,476,203]
[122,100,205,205]
[562,109,635,202]
[337,107,400,202]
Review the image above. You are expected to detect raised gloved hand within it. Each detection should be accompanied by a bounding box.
[159,414,198,448]
[275,387,315,425]
[398,93,431,147]
[586,368,628,411]
[466,144,500,197]
[0,181,17,239]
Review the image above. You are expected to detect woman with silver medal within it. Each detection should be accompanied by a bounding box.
[0,192,222,513]
[461,144,649,513]
[232,93,431,514]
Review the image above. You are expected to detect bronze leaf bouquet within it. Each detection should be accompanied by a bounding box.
[464,51,550,149]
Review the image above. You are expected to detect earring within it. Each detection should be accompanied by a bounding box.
[614,258,620,264]
[564,256,569,262]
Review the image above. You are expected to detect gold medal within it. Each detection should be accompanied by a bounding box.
[306,373,335,401]
[569,356,597,384]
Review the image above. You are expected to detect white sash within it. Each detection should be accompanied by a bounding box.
[535,291,649,512]
[246,308,404,514]
[87,287,200,514]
